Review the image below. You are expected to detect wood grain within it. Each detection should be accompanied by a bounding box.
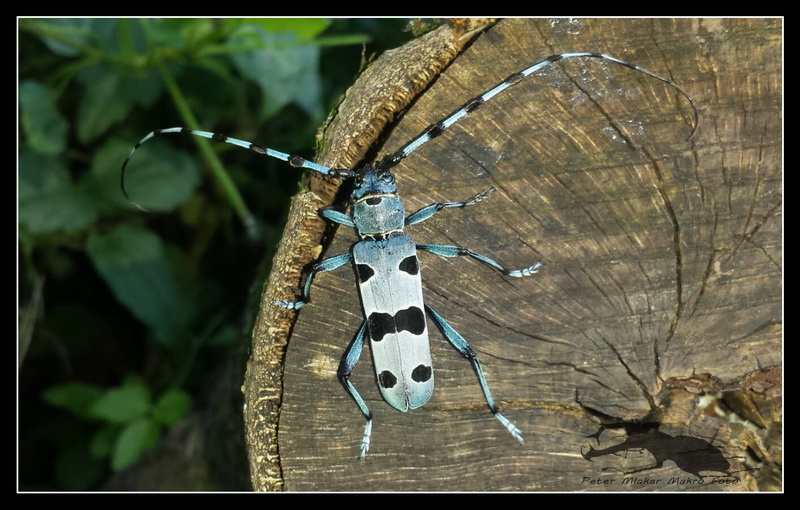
[250,18,782,491]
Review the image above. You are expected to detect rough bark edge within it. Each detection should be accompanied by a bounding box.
[243,18,496,492]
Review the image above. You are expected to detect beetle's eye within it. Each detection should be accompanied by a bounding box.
[379,172,394,184]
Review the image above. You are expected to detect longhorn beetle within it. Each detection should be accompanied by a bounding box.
[122,52,698,459]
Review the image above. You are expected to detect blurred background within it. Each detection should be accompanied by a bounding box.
[18,18,421,491]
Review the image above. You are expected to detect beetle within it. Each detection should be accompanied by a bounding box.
[122,52,698,459]
[274,164,541,458]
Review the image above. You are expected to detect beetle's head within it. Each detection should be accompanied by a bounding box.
[352,164,398,200]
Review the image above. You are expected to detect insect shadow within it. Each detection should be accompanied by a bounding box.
[581,422,752,480]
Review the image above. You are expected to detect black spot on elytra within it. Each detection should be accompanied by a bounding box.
[395,307,425,335]
[368,312,394,342]
[411,364,432,383]
[365,196,382,205]
[398,256,419,275]
[367,306,425,341]
[356,264,375,283]
[379,370,397,388]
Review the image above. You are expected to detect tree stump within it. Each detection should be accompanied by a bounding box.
[246,18,782,491]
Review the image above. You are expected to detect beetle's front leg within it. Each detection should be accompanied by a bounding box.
[404,188,495,226]
[274,252,353,310]
[417,243,542,277]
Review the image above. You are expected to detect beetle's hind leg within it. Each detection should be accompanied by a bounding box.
[338,320,374,459]
[426,305,524,444]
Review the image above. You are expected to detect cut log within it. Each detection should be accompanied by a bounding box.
[247,18,782,491]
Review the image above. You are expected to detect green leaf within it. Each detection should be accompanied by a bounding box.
[228,26,322,121]
[180,18,217,49]
[19,150,98,234]
[87,375,151,424]
[22,18,94,57]
[76,64,163,143]
[152,389,191,426]
[111,18,150,59]
[247,18,331,39]
[89,423,118,458]
[42,382,104,419]
[97,138,201,213]
[86,225,185,346]
[19,81,69,155]
[88,18,125,53]
[111,418,161,472]
[19,150,69,201]
[145,18,193,50]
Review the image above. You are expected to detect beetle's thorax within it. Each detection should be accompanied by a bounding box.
[351,167,406,239]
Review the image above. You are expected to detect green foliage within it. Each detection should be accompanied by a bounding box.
[19,150,98,233]
[19,17,414,490]
[19,81,68,154]
[43,376,191,474]
[87,375,152,424]
[152,389,192,426]
[42,382,104,418]
[86,225,186,346]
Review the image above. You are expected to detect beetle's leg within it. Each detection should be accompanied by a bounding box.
[426,304,524,444]
[321,207,356,228]
[418,243,542,278]
[405,188,495,226]
[338,320,374,459]
[274,252,353,310]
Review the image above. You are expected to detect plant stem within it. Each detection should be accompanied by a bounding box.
[156,60,258,238]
